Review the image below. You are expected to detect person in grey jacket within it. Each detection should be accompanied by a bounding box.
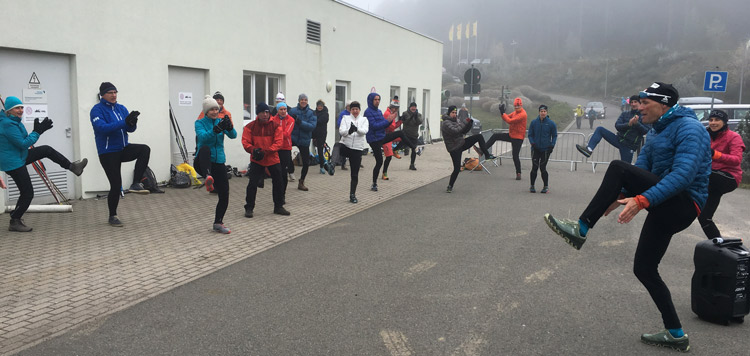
[440,106,495,193]
[395,102,424,170]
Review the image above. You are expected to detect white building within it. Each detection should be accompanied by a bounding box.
[0,0,443,204]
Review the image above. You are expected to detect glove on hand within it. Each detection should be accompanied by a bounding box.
[33,117,54,135]
[348,123,357,134]
[213,125,223,133]
[219,117,233,131]
[125,111,140,126]
[252,148,265,161]
[466,116,472,123]
[498,104,506,115]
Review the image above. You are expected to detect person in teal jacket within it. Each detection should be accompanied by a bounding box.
[527,105,557,193]
[0,96,87,232]
[194,95,237,234]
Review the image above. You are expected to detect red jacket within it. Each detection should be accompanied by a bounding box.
[242,118,282,166]
[502,108,527,140]
[711,129,745,185]
[272,114,295,151]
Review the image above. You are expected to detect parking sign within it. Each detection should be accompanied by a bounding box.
[703,71,728,92]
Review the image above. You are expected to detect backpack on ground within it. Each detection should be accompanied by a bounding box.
[169,164,191,188]
[141,166,165,193]
[462,157,482,171]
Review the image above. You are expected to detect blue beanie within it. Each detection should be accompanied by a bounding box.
[4,96,23,111]
[276,102,288,110]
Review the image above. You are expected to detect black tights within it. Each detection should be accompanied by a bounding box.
[395,138,418,167]
[579,160,697,329]
[698,171,738,239]
[194,147,229,224]
[530,148,550,187]
[98,143,150,217]
[487,133,523,174]
[278,150,292,195]
[295,145,310,181]
[245,162,284,211]
[7,145,71,219]
[341,145,363,195]
[314,138,326,169]
[448,134,491,187]
[369,131,415,185]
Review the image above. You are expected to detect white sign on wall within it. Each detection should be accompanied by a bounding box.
[23,104,48,123]
[178,92,193,106]
[23,89,48,104]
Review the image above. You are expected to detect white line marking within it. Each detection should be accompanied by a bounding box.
[380,329,414,356]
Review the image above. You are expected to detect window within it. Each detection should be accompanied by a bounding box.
[306,20,321,45]
[389,86,400,105]
[243,72,283,123]
[407,87,417,107]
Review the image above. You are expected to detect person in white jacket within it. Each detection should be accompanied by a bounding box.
[338,101,369,203]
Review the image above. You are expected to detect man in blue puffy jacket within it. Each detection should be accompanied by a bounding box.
[544,82,710,352]
[90,82,151,227]
[289,93,316,191]
[1,96,87,232]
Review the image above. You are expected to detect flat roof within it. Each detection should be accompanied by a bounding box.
[332,0,442,44]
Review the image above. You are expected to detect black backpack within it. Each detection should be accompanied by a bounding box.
[141,166,164,193]
[169,164,191,188]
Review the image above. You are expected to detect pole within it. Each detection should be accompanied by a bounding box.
[604,58,609,99]
[711,92,716,110]
[740,39,750,104]
[451,40,454,67]
[469,64,474,118]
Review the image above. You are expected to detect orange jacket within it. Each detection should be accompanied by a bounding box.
[502,108,527,140]
[242,118,282,166]
[272,114,295,151]
[197,107,232,121]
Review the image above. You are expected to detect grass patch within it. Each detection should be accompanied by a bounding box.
[470,101,573,131]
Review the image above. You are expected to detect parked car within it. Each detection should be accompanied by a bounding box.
[584,101,606,120]
[684,104,750,131]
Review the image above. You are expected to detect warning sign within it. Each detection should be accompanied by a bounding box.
[28,72,41,89]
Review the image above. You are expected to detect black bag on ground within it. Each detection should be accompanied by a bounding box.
[169,164,192,188]
[691,238,750,325]
[141,166,164,193]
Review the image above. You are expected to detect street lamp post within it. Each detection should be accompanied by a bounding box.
[739,39,750,104]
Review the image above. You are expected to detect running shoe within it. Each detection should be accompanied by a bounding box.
[204,175,214,192]
[213,223,231,234]
[575,144,592,158]
[543,213,586,250]
[640,329,690,352]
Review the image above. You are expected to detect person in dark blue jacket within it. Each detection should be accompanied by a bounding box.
[544,82,710,352]
[576,95,651,163]
[527,105,557,193]
[289,93,316,191]
[364,92,417,192]
[90,82,151,227]
[0,96,88,232]
[195,95,237,234]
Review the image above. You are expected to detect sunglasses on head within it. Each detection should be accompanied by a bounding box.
[639,91,671,100]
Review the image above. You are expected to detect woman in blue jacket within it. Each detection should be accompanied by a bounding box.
[195,95,237,234]
[527,105,557,193]
[0,96,87,232]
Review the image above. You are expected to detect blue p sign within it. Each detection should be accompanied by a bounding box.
[704,71,728,92]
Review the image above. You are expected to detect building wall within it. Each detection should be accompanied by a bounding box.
[0,0,442,199]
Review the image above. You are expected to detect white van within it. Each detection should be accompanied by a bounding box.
[683,104,750,130]
[678,97,724,105]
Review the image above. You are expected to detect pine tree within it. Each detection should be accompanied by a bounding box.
[736,112,750,184]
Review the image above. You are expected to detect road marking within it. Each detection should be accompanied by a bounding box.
[599,239,624,247]
[451,331,486,356]
[404,260,437,278]
[525,267,553,283]
[380,329,414,356]
[497,301,519,314]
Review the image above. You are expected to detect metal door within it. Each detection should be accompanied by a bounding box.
[168,66,206,165]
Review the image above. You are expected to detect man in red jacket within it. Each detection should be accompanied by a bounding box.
[242,103,290,218]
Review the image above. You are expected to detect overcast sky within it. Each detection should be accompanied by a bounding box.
[340,0,386,12]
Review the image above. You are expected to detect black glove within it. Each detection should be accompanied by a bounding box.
[348,123,357,134]
[252,148,265,161]
[125,110,140,126]
[219,117,233,131]
[33,117,54,135]
[547,147,554,155]
[498,104,506,115]
[711,149,715,157]
[213,125,222,133]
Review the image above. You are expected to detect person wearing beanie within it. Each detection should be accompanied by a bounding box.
[270,92,286,117]
[575,95,650,163]
[395,102,424,170]
[697,109,745,239]
[0,96,88,232]
[457,103,469,122]
[486,97,527,180]
[242,103,289,217]
[336,100,353,170]
[194,95,237,234]
[90,82,152,227]
[364,92,418,192]
[527,105,557,193]
[197,91,232,122]
[289,93,317,191]
[544,82,711,352]
[337,100,369,203]
[440,105,496,193]
[271,101,295,200]
[312,99,330,175]
[380,100,403,180]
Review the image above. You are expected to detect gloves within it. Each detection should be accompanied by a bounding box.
[348,123,357,134]
[498,104,506,115]
[218,117,233,131]
[125,110,140,126]
[252,148,265,161]
[213,125,223,133]
[33,117,54,135]
[547,147,554,155]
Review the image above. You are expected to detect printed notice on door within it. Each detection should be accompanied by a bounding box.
[178,92,193,106]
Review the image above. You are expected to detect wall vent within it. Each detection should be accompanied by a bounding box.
[306,20,321,45]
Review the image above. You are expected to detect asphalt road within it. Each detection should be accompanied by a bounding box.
[18,150,750,356]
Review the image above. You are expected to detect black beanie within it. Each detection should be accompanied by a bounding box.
[255,102,270,114]
[447,105,457,114]
[213,91,224,101]
[409,102,417,108]
[709,109,729,124]
[538,104,548,111]
[641,82,679,107]
[99,82,117,96]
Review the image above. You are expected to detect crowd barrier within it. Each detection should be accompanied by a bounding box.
[481,129,587,171]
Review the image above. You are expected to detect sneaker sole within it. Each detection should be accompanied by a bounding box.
[205,177,214,192]
[575,145,591,158]
[543,214,584,250]
[213,228,231,234]
[640,339,690,352]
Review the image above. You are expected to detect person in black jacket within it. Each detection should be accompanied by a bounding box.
[313,100,329,174]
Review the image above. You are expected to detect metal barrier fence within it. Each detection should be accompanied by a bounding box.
[583,132,639,173]
[480,129,587,171]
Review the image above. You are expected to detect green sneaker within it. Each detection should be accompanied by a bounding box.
[543,213,586,250]
[640,329,690,352]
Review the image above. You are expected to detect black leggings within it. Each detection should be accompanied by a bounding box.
[6,145,71,219]
[314,138,326,168]
[698,171,738,239]
[245,162,284,211]
[448,134,491,187]
[395,137,418,167]
[369,131,415,184]
[98,143,150,217]
[340,145,364,195]
[530,148,551,186]
[487,132,523,174]
[295,145,310,181]
[278,150,292,194]
[579,160,697,329]
[194,147,230,224]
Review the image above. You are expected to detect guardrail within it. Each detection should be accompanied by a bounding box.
[481,129,586,171]
[582,133,641,173]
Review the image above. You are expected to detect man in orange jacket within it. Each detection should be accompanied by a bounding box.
[242,103,290,218]
[487,97,528,180]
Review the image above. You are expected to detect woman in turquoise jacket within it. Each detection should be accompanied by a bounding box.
[0,96,87,232]
[195,95,237,234]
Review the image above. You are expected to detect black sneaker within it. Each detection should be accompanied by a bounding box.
[69,158,88,176]
[409,165,417,171]
[371,184,378,192]
[575,144,592,158]
[350,194,358,203]
[446,185,453,193]
[108,215,123,227]
[273,207,291,216]
[244,209,253,218]
[128,183,150,195]
[9,218,32,232]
